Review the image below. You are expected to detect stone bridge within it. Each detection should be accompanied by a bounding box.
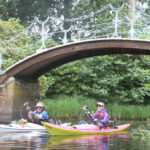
[0,38,150,122]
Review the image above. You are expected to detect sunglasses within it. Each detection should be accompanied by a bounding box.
[96,105,103,107]
[37,107,43,109]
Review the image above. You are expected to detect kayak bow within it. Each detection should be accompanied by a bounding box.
[0,122,47,133]
[42,122,131,135]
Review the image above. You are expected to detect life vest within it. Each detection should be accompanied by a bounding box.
[99,112,105,119]
[33,110,48,124]
[100,112,109,127]
[94,111,109,127]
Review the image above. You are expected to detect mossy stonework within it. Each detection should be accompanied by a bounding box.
[0,78,39,123]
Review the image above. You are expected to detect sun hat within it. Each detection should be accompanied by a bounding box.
[96,102,104,106]
[36,102,45,107]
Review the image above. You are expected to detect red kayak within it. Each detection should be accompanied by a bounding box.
[42,122,131,136]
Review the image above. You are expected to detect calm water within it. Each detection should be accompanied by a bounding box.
[0,122,150,150]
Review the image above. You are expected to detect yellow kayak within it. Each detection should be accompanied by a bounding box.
[42,122,131,136]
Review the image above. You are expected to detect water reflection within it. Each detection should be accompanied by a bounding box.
[45,132,130,150]
[0,132,49,150]
[0,125,150,150]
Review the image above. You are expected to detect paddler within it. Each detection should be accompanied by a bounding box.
[28,102,49,125]
[83,102,110,129]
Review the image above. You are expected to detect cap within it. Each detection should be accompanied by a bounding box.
[36,102,45,107]
[96,102,104,106]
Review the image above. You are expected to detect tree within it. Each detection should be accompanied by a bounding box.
[45,54,150,104]
[0,0,75,25]
[128,0,136,18]
[0,19,56,69]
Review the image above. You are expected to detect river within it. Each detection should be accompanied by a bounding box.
[0,121,150,150]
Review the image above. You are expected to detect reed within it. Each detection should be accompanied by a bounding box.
[41,95,150,121]
[108,103,150,120]
[42,95,96,119]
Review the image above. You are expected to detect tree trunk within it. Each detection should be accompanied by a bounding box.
[128,0,136,18]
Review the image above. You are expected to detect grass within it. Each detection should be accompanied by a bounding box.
[41,95,150,121]
[108,103,150,120]
[42,95,96,120]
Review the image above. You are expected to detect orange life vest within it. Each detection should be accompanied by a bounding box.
[94,111,109,127]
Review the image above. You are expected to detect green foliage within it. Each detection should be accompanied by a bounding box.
[38,75,50,98]
[138,31,150,40]
[41,95,150,120]
[73,0,128,16]
[108,103,150,120]
[0,18,39,69]
[42,95,97,119]
[0,19,57,97]
[46,54,150,104]
[0,18,57,70]
[0,18,23,41]
[46,62,82,96]
[0,0,75,24]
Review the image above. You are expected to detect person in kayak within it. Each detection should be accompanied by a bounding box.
[28,102,49,125]
[83,102,110,129]
[92,102,110,128]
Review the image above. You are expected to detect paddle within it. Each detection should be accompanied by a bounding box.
[23,101,36,122]
[82,105,118,129]
[23,101,32,111]
[82,105,93,117]
[82,105,98,125]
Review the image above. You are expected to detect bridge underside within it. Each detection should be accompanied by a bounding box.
[15,47,150,80]
[1,39,150,83]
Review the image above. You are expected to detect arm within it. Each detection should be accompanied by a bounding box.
[93,111,99,117]
[41,111,49,119]
[28,111,34,122]
[33,111,48,120]
[28,110,43,120]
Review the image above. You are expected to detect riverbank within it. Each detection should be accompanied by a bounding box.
[40,95,150,121]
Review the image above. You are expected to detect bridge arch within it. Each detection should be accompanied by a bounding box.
[1,38,150,84]
[0,38,150,123]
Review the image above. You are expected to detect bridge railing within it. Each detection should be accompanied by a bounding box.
[0,3,150,70]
